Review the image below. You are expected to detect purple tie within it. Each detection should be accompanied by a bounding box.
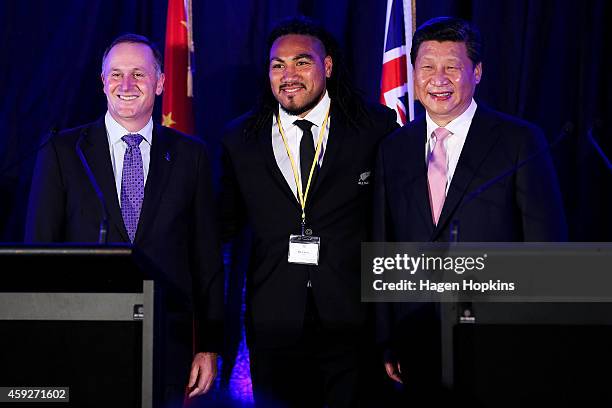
[427,127,451,225]
[121,134,144,242]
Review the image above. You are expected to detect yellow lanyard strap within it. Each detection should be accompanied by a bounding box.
[276,107,330,224]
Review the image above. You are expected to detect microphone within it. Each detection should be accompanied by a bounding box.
[449,121,574,241]
[449,122,573,324]
[587,120,611,171]
[76,129,110,244]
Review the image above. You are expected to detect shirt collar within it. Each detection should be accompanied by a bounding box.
[278,90,331,132]
[425,99,478,140]
[105,111,153,146]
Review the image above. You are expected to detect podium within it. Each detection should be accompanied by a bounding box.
[0,246,157,407]
[362,242,612,405]
[450,305,612,406]
[437,243,612,406]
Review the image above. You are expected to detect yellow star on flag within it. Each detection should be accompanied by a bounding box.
[162,112,177,127]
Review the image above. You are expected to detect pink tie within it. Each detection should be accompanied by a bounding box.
[427,127,451,225]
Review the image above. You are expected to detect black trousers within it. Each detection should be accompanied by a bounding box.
[249,289,382,408]
[393,304,467,407]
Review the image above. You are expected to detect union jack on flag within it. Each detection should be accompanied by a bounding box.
[380,0,415,125]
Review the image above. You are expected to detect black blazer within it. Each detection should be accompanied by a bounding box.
[373,105,568,347]
[374,105,567,243]
[25,117,223,352]
[221,102,398,348]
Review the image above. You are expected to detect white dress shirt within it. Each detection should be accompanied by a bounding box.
[104,112,153,206]
[425,99,478,193]
[271,91,331,200]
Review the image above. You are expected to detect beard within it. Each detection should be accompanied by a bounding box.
[279,88,326,117]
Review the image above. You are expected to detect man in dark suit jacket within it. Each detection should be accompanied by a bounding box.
[25,34,222,406]
[221,17,398,408]
[373,17,567,401]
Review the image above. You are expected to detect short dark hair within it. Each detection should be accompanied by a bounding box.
[101,33,163,76]
[410,17,482,67]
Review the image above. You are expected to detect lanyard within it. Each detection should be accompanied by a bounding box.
[276,107,330,231]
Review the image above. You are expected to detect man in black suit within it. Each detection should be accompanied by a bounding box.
[221,17,398,408]
[374,17,567,402]
[25,34,222,406]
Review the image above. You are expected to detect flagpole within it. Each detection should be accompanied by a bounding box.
[185,0,194,98]
[402,0,415,121]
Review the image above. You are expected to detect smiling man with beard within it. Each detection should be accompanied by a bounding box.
[220,16,398,408]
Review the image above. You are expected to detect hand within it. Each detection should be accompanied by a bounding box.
[186,352,217,398]
[383,349,402,384]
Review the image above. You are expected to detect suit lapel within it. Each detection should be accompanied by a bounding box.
[309,103,346,200]
[81,118,129,242]
[254,115,303,209]
[256,103,348,211]
[135,123,174,242]
[408,119,436,235]
[432,107,501,239]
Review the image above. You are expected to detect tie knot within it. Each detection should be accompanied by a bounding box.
[294,119,314,132]
[433,127,451,142]
[122,134,144,148]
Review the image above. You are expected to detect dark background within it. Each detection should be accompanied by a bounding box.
[1,0,610,242]
[1,0,611,405]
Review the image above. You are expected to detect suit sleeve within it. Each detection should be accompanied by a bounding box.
[516,126,568,241]
[383,107,401,137]
[24,139,66,242]
[373,144,390,243]
[218,139,247,242]
[371,106,399,242]
[192,143,224,353]
[372,142,396,350]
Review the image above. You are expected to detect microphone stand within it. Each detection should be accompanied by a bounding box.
[76,130,109,244]
[449,122,574,323]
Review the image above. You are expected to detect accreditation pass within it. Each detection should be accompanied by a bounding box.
[288,234,320,265]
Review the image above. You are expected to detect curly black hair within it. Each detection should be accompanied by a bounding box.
[246,16,367,135]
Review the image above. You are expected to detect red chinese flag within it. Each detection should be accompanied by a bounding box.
[162,0,194,135]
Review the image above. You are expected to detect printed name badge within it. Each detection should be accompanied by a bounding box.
[288,235,320,265]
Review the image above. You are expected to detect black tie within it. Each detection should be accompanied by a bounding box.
[294,119,318,195]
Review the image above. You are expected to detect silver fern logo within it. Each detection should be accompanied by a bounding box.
[358,171,371,185]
